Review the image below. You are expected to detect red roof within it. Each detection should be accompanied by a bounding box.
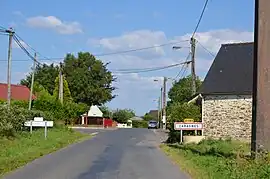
[0,83,36,101]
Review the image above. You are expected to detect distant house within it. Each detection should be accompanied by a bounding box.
[81,105,103,125]
[130,116,144,121]
[148,110,159,120]
[194,42,253,141]
[0,83,36,101]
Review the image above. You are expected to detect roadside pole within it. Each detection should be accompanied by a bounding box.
[162,77,167,129]
[252,0,270,154]
[6,29,14,108]
[28,53,37,110]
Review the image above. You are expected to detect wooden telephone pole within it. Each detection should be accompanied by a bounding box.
[28,53,37,110]
[59,62,64,104]
[6,29,14,108]
[190,37,197,96]
[162,77,167,129]
[252,0,270,153]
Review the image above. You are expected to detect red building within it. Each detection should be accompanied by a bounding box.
[0,83,36,101]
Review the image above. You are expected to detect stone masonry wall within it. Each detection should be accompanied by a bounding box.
[202,95,252,141]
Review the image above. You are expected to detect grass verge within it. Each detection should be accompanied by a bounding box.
[0,127,91,176]
[160,139,270,179]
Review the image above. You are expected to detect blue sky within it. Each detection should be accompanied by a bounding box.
[0,0,254,115]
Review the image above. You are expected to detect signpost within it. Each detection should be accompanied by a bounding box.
[174,122,203,143]
[24,117,54,139]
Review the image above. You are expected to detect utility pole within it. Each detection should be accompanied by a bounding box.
[28,53,37,110]
[159,87,163,128]
[59,62,64,104]
[251,0,270,154]
[162,77,167,129]
[190,37,197,96]
[6,28,14,108]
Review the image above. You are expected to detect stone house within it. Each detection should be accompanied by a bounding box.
[195,42,253,141]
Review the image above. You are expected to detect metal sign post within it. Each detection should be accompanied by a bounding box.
[180,130,183,143]
[174,122,203,144]
[45,121,47,139]
[30,120,33,134]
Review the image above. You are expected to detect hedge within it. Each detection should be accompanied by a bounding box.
[0,106,54,137]
[166,102,201,143]
[132,120,148,128]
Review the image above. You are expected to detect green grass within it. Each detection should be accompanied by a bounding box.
[161,139,270,179]
[0,127,91,176]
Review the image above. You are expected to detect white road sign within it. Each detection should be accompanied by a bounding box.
[25,121,54,127]
[174,122,203,130]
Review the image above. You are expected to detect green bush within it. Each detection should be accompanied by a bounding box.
[32,96,88,123]
[164,140,270,179]
[167,102,201,143]
[11,100,29,109]
[0,106,55,137]
[132,120,148,128]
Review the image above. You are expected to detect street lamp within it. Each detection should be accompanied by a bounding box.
[172,46,182,50]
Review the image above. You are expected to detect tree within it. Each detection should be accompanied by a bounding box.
[20,64,59,95]
[143,113,155,121]
[112,109,135,123]
[53,75,73,102]
[168,75,202,104]
[99,106,112,118]
[63,52,115,106]
[167,102,201,143]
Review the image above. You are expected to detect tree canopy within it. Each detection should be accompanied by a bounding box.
[143,112,157,121]
[168,75,202,104]
[20,52,115,106]
[53,75,73,102]
[21,64,59,95]
[112,109,135,123]
[63,52,115,106]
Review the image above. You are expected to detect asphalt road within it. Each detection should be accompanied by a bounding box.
[4,128,189,179]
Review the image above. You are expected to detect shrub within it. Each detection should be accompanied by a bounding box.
[11,100,29,109]
[167,102,201,143]
[132,120,148,128]
[0,106,55,137]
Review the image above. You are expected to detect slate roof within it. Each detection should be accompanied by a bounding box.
[0,83,36,101]
[198,42,253,95]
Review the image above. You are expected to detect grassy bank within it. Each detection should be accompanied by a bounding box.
[0,127,91,176]
[161,139,270,179]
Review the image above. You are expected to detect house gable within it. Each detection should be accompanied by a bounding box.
[199,42,253,95]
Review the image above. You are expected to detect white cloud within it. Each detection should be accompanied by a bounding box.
[92,29,253,79]
[90,30,168,56]
[175,29,254,52]
[26,16,83,35]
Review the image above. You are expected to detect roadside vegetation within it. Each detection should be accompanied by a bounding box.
[0,126,90,176]
[161,139,270,179]
[0,52,115,175]
[163,75,270,178]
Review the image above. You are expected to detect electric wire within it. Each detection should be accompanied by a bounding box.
[191,0,209,38]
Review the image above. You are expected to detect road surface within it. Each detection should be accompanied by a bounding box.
[4,128,189,179]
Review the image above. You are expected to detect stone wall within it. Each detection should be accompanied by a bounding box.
[202,95,252,141]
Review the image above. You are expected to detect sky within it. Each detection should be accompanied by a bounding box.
[0,0,255,116]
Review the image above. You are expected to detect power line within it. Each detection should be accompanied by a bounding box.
[38,40,190,61]
[173,52,191,80]
[13,35,41,65]
[192,0,209,38]
[197,40,215,57]
[112,62,188,74]
[180,64,189,79]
